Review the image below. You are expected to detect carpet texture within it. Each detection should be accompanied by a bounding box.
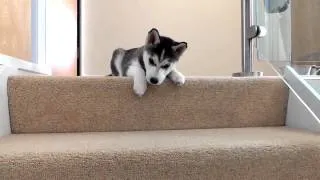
[7,76,288,133]
[0,127,319,180]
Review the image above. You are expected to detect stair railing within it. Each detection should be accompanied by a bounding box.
[232,0,265,77]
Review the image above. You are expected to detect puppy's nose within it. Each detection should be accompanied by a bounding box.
[150,77,158,84]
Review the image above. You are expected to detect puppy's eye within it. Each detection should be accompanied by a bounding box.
[161,64,170,69]
[149,58,156,66]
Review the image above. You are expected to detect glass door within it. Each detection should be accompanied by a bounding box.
[253,0,292,74]
[253,0,320,120]
[253,0,320,76]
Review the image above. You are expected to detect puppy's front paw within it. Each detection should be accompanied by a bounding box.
[133,82,147,96]
[171,74,185,86]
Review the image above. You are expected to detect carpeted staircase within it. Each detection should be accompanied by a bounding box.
[0,76,319,179]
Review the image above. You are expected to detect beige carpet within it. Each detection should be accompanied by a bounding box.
[0,127,319,180]
[7,76,288,133]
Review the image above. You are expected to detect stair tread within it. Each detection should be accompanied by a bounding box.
[1,127,320,180]
[7,76,288,133]
[1,127,319,153]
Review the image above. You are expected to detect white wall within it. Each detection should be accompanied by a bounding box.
[81,0,275,76]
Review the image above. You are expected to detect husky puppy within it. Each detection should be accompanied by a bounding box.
[108,28,188,96]
[307,65,320,75]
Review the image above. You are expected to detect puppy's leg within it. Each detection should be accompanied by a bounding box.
[127,62,147,96]
[168,68,185,86]
[133,72,147,96]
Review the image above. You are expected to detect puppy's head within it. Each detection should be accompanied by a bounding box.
[143,28,187,85]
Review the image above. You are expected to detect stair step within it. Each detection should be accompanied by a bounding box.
[0,127,319,179]
[7,76,288,133]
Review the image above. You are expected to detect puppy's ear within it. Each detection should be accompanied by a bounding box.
[146,28,160,45]
[172,42,187,57]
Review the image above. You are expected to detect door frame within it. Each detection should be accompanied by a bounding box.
[31,0,46,66]
[77,0,81,76]
[31,0,79,76]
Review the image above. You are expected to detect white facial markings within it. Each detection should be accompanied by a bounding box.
[160,49,165,62]
[143,51,176,85]
[153,54,159,65]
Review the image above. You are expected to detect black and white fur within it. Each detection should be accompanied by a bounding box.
[307,65,320,75]
[108,28,188,96]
